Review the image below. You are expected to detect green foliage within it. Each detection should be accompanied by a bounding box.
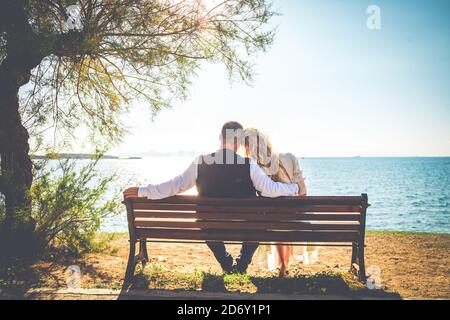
[28,157,122,255]
[88,232,120,254]
[1,0,277,259]
[13,0,277,151]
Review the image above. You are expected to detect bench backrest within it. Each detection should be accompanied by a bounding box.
[124,194,368,243]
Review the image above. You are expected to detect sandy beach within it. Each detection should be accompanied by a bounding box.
[1,231,448,300]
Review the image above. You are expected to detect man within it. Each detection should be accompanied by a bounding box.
[124,121,301,273]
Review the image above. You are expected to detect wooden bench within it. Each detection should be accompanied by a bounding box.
[123,194,369,284]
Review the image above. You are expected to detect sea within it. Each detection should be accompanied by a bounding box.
[64,156,450,234]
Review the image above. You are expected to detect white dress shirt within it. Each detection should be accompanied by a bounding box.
[138,154,299,199]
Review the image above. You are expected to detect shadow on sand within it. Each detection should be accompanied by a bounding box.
[118,271,401,300]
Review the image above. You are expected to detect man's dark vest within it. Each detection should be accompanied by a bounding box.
[196,149,257,197]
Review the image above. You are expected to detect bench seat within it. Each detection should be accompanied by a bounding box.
[123,194,369,284]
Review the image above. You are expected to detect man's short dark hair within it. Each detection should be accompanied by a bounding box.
[221,121,244,146]
[221,121,244,139]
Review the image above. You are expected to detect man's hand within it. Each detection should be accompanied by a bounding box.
[123,187,139,199]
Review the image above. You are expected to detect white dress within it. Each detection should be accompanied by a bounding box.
[255,153,319,271]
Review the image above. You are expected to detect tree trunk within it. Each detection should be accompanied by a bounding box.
[0,55,42,259]
[0,0,46,259]
[0,65,33,225]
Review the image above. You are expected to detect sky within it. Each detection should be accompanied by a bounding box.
[86,0,450,157]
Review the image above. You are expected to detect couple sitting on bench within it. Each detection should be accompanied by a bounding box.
[124,121,307,276]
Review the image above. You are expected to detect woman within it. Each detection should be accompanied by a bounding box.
[243,128,318,277]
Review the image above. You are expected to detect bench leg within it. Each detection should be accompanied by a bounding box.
[351,242,358,265]
[350,241,366,283]
[139,239,149,267]
[124,241,137,285]
[358,242,366,282]
[350,241,358,274]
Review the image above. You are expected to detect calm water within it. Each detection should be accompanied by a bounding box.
[76,157,450,233]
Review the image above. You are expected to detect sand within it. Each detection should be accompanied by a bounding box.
[4,231,449,300]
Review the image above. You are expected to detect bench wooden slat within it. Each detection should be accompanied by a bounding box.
[133,211,361,221]
[132,203,197,211]
[135,229,359,242]
[132,203,362,213]
[197,205,362,213]
[126,195,363,206]
[134,220,361,231]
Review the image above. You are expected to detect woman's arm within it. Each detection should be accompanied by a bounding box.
[250,160,299,197]
[288,153,307,196]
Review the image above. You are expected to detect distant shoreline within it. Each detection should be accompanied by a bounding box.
[30,153,142,160]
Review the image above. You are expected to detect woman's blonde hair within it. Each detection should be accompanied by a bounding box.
[244,128,283,180]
